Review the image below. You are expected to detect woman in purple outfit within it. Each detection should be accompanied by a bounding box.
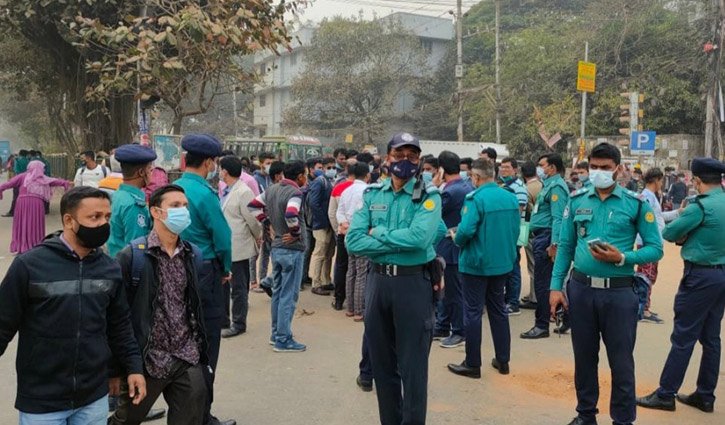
[0,160,70,253]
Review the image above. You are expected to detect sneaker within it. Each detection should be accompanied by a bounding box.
[269,337,275,346]
[273,339,307,353]
[640,312,665,324]
[432,330,449,341]
[506,305,521,316]
[440,334,465,348]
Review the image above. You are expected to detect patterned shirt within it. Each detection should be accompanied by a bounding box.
[145,230,200,379]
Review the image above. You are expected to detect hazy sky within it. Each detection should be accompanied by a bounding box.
[295,0,469,23]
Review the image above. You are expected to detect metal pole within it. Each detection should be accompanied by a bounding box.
[456,0,463,143]
[578,42,589,157]
[232,88,238,137]
[494,0,501,145]
[137,3,148,144]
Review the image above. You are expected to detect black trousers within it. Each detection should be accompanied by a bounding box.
[198,260,223,422]
[302,228,315,286]
[7,186,18,215]
[334,233,348,304]
[224,259,250,332]
[532,230,553,330]
[365,270,434,425]
[568,277,638,425]
[110,361,207,425]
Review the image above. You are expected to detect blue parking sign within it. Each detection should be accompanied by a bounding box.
[630,131,656,155]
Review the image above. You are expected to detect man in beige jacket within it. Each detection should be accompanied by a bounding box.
[219,156,262,338]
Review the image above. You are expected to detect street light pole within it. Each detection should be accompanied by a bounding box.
[456,0,464,143]
[494,0,501,145]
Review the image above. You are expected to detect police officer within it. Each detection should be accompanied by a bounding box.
[521,153,569,339]
[346,133,445,425]
[174,134,234,425]
[637,158,725,414]
[107,144,157,257]
[550,143,663,425]
[447,159,519,379]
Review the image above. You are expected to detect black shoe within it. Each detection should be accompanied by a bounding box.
[311,287,331,296]
[261,285,273,298]
[553,324,571,335]
[221,327,245,338]
[321,283,334,291]
[520,327,550,339]
[566,416,597,425]
[206,417,236,425]
[677,391,714,413]
[491,358,509,375]
[519,300,537,309]
[447,361,481,379]
[637,390,676,411]
[432,330,449,341]
[1,212,12,217]
[142,408,166,422]
[356,375,373,392]
[331,301,343,311]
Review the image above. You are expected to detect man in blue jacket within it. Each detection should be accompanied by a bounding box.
[307,157,337,295]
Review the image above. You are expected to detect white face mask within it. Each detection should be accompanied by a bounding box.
[590,169,615,189]
[536,166,547,180]
[264,165,271,175]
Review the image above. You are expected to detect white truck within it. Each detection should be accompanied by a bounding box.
[419,140,510,160]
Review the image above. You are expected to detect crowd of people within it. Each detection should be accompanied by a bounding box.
[0,133,723,425]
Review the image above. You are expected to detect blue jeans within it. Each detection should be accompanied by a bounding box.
[505,249,522,308]
[270,247,304,343]
[20,395,108,425]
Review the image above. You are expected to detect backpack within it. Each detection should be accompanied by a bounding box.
[80,165,108,178]
[128,236,204,301]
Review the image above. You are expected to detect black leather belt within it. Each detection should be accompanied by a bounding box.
[685,261,724,270]
[572,270,632,289]
[373,263,425,277]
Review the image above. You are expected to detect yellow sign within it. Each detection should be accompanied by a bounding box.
[345,134,354,144]
[577,61,596,93]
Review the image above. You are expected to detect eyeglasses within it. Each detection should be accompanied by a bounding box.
[391,151,420,161]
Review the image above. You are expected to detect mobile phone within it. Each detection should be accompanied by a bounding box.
[587,238,607,250]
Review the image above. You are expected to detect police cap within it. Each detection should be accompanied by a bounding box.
[691,157,725,178]
[181,134,223,158]
[114,144,157,164]
[387,132,421,152]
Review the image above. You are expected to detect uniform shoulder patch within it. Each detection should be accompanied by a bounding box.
[571,188,588,198]
[423,199,436,211]
[364,183,384,194]
[465,191,475,200]
[552,193,560,202]
[425,184,440,195]
[623,189,641,200]
[645,211,655,223]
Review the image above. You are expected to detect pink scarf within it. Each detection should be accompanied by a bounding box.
[23,160,55,201]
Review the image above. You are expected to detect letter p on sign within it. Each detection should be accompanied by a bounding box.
[630,131,656,155]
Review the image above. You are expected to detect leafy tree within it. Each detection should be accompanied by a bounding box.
[284,16,430,143]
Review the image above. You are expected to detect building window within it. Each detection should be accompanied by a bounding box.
[290,53,297,66]
[421,39,433,54]
[259,94,266,107]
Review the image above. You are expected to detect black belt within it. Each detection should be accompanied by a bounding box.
[685,261,724,270]
[373,263,425,277]
[572,270,632,289]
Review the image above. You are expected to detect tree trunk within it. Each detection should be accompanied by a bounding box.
[171,113,184,135]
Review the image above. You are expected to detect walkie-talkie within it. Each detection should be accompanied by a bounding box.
[412,164,425,203]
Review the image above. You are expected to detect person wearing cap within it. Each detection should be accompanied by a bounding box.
[346,132,446,425]
[549,143,663,425]
[107,145,157,257]
[637,157,725,415]
[174,134,234,425]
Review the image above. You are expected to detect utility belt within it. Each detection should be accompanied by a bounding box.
[372,263,425,277]
[684,261,725,270]
[572,270,632,289]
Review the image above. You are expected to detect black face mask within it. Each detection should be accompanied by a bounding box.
[74,221,111,249]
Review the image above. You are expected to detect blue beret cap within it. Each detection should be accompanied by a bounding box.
[114,144,157,164]
[387,132,421,152]
[181,134,223,158]
[691,157,725,177]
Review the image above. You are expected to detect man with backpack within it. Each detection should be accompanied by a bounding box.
[110,185,209,425]
[74,150,109,188]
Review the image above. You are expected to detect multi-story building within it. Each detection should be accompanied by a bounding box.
[252,12,454,136]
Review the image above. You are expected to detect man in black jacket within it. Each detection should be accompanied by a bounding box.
[109,185,209,425]
[0,186,146,424]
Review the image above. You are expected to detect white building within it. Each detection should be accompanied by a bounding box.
[252,12,454,136]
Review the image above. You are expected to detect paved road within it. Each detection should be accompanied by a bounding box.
[0,188,722,424]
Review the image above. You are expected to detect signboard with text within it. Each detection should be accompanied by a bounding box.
[630,131,656,155]
[577,61,596,93]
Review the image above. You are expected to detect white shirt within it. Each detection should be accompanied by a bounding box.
[337,179,368,224]
[636,187,680,246]
[73,164,108,188]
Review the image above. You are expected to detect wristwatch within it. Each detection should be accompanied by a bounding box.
[615,253,626,267]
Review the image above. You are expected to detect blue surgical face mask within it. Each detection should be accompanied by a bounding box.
[325,168,337,179]
[390,159,418,180]
[313,169,324,178]
[536,166,547,180]
[460,170,469,181]
[162,207,192,235]
[421,171,433,184]
[589,169,616,189]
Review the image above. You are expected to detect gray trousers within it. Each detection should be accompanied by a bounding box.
[524,235,537,302]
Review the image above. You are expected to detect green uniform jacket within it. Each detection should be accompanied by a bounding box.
[530,174,569,244]
[346,177,446,266]
[550,185,664,291]
[176,172,232,273]
[662,187,725,265]
[455,182,520,276]
[14,157,28,174]
[107,184,151,257]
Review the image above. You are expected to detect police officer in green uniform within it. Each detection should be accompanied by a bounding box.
[175,134,234,425]
[107,144,157,257]
[550,143,663,425]
[637,158,725,414]
[521,153,570,339]
[346,133,446,425]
